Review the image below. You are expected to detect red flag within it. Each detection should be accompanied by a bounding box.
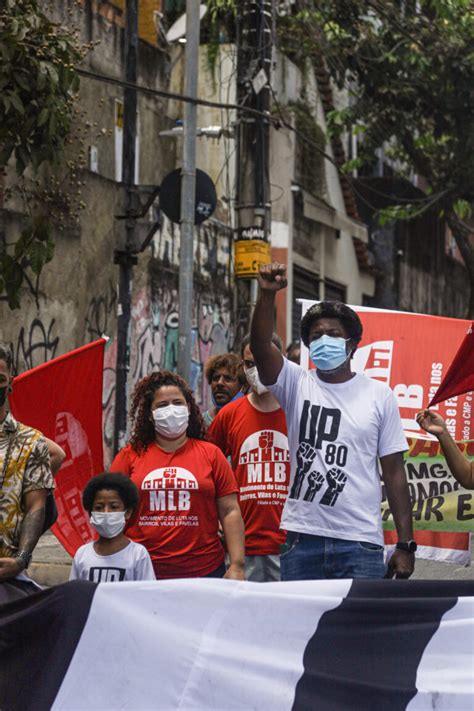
[429,322,474,406]
[9,339,105,556]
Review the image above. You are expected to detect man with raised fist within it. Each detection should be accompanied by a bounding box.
[249,262,415,581]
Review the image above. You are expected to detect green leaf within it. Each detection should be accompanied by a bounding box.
[14,226,33,259]
[2,96,11,114]
[48,112,57,138]
[37,108,49,126]
[0,142,15,167]
[8,91,25,115]
[2,254,24,292]
[453,200,472,220]
[28,240,48,275]
[7,290,21,310]
[15,145,30,174]
[13,72,31,92]
[45,63,59,85]
[45,236,55,263]
[33,217,51,242]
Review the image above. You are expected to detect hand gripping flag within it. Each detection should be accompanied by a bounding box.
[9,339,106,555]
[429,322,474,406]
[0,579,473,711]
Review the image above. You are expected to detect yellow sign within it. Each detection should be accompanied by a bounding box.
[234,239,272,278]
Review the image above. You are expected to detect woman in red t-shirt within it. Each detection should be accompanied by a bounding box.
[110,371,245,580]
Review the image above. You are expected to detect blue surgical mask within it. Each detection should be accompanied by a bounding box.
[309,335,350,372]
[211,391,243,411]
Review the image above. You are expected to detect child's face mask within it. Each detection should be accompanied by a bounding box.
[90,511,126,538]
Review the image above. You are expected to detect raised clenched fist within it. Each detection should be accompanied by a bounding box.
[258,262,288,292]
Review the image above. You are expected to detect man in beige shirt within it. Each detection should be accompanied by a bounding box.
[0,344,55,602]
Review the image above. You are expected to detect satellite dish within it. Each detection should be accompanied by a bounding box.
[166,4,207,43]
[160,168,217,225]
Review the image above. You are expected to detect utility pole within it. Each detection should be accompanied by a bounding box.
[113,0,138,454]
[177,0,201,383]
[235,0,273,332]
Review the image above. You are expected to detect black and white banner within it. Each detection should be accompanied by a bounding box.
[0,579,473,710]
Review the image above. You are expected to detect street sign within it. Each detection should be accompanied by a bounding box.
[234,238,272,278]
[160,168,217,225]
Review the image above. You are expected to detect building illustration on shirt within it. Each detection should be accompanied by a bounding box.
[238,430,289,486]
[142,467,199,490]
[142,468,199,513]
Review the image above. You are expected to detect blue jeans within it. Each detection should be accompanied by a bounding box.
[280,533,386,580]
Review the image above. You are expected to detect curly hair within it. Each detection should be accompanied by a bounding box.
[204,352,246,387]
[300,301,363,348]
[129,370,207,453]
[82,472,139,514]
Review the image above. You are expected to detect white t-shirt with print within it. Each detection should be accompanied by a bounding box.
[267,358,407,545]
[70,539,156,583]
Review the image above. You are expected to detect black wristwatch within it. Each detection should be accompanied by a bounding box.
[14,550,32,569]
[396,540,417,554]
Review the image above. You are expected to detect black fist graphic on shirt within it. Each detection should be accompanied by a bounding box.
[303,470,325,502]
[290,442,317,499]
[320,468,347,507]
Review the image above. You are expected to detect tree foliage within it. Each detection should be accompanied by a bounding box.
[280,0,474,314]
[0,0,85,308]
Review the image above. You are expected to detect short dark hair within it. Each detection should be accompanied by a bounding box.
[0,344,13,373]
[82,472,139,514]
[241,332,283,356]
[300,301,363,348]
[204,352,246,387]
[286,340,300,355]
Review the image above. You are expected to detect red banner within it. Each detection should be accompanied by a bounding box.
[298,303,473,563]
[430,322,474,407]
[300,303,473,441]
[9,339,105,556]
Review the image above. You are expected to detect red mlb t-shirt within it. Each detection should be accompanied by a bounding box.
[208,396,290,556]
[110,438,238,579]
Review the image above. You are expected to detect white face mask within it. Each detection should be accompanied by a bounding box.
[152,404,189,439]
[90,511,126,538]
[244,366,268,395]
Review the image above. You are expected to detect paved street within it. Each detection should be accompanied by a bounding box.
[30,532,72,586]
[30,532,473,587]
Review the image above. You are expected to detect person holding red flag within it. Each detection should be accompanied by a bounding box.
[110,371,245,580]
[416,410,473,489]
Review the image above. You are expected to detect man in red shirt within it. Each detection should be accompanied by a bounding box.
[208,334,290,581]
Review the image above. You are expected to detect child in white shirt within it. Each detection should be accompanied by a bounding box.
[70,472,155,582]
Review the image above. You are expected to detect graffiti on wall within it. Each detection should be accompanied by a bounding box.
[90,218,234,464]
[97,273,233,464]
[135,274,233,406]
[11,318,60,373]
[85,282,117,342]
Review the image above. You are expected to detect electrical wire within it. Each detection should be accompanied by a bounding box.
[77,50,440,212]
